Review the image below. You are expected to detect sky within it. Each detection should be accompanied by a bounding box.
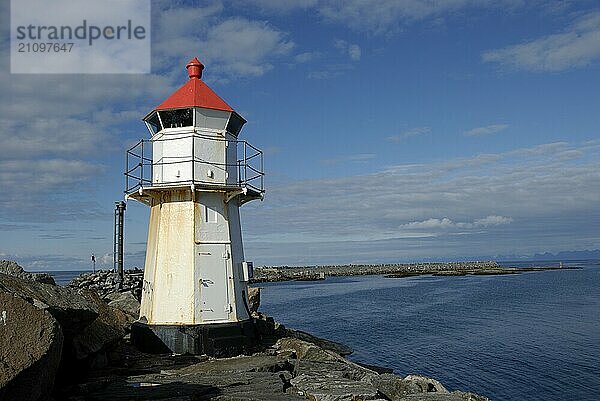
[0,0,599,271]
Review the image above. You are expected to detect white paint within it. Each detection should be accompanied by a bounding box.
[1,310,6,326]
[133,111,261,326]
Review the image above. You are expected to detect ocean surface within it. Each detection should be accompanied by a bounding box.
[47,261,600,401]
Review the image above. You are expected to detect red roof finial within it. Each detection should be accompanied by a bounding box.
[186,57,204,79]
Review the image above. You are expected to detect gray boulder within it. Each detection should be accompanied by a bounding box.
[372,374,491,401]
[105,291,141,320]
[248,286,260,313]
[0,292,63,401]
[372,373,425,400]
[0,273,130,380]
[403,375,448,393]
[0,273,98,337]
[72,292,129,361]
[285,328,353,356]
[275,337,380,400]
[0,260,56,285]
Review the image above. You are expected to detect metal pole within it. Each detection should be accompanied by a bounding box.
[114,201,126,287]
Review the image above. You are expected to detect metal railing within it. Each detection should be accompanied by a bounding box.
[125,133,264,195]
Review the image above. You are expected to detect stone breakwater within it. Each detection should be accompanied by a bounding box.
[251,261,501,282]
[1,260,490,401]
[68,268,144,300]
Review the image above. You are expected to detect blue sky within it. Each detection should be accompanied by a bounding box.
[1,0,599,270]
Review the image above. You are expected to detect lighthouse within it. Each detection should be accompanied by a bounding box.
[125,57,264,356]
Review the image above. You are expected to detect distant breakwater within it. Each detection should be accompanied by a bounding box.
[251,261,502,283]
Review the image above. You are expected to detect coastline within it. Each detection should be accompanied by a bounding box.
[1,260,491,400]
[250,261,574,283]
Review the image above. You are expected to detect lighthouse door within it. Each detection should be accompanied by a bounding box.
[195,243,230,322]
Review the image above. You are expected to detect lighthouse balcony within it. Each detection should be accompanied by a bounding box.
[124,132,264,201]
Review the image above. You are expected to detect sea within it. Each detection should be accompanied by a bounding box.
[46,260,600,401]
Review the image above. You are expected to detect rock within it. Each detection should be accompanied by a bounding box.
[285,328,353,356]
[276,337,379,400]
[0,260,56,285]
[384,393,489,400]
[403,375,448,393]
[71,292,129,361]
[106,291,140,320]
[0,273,98,337]
[0,292,63,401]
[275,337,340,363]
[68,269,144,300]
[60,348,306,401]
[247,286,260,313]
[372,373,428,400]
[0,273,131,388]
[290,372,380,401]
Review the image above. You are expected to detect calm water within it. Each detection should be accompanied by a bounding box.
[258,262,600,401]
[47,262,600,400]
[49,270,88,285]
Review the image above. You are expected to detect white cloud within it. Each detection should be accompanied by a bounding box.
[464,124,508,137]
[321,153,376,165]
[246,0,318,13]
[334,39,361,61]
[317,0,524,34]
[243,141,600,265]
[387,127,431,142]
[401,215,512,231]
[482,11,600,72]
[153,5,294,81]
[0,3,294,224]
[295,52,320,63]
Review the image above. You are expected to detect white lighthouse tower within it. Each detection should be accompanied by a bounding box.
[125,57,264,356]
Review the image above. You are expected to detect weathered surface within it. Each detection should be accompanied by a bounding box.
[106,291,141,320]
[371,374,491,401]
[285,329,353,356]
[276,337,380,401]
[60,346,306,401]
[290,373,380,401]
[403,375,448,393]
[0,260,56,285]
[387,393,489,401]
[57,334,490,401]
[72,292,129,361]
[0,273,131,392]
[68,269,144,300]
[0,292,63,401]
[247,286,261,313]
[0,273,98,337]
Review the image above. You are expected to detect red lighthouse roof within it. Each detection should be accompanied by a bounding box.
[155,57,234,112]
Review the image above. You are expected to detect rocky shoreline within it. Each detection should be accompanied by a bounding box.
[251,261,568,283]
[1,260,490,401]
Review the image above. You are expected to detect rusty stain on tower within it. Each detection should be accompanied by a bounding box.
[124,57,264,355]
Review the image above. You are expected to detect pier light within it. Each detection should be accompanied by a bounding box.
[125,57,264,356]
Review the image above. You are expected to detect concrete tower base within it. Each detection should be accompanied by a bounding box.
[131,319,258,356]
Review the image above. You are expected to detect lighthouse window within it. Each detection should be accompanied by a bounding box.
[226,113,245,136]
[146,112,162,134]
[159,108,193,128]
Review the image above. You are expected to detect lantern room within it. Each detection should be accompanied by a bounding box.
[126,58,263,200]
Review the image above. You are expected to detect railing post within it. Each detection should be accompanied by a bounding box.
[260,149,264,192]
[140,140,144,189]
[125,149,128,194]
[243,141,247,186]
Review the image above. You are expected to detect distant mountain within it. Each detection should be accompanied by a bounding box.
[499,249,600,262]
